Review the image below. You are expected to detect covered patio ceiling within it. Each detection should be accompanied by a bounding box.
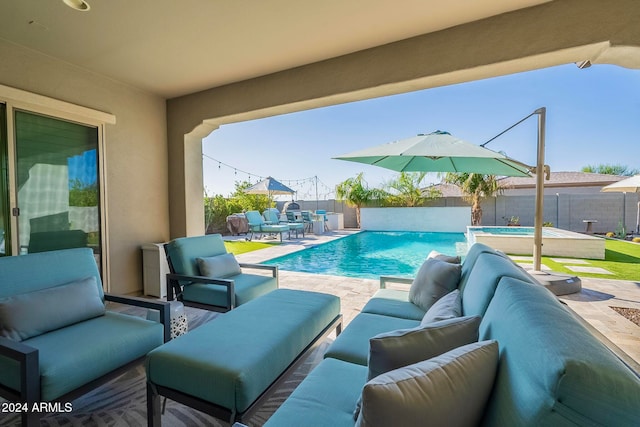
[0,0,550,99]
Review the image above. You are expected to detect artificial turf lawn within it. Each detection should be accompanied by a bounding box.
[540,239,640,281]
[224,240,277,255]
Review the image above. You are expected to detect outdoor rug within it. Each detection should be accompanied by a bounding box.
[0,304,330,426]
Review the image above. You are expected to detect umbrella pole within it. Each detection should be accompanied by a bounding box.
[533,108,546,272]
[637,201,639,234]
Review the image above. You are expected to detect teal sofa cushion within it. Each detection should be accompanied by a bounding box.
[0,247,103,299]
[197,253,242,278]
[460,252,534,317]
[480,277,640,426]
[0,276,105,341]
[355,340,499,427]
[181,272,277,308]
[324,313,419,365]
[146,289,340,414]
[263,358,368,427]
[19,312,163,401]
[409,258,461,311]
[361,289,425,321]
[367,315,481,380]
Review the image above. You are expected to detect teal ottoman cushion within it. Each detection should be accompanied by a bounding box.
[22,312,163,401]
[324,313,419,365]
[146,289,340,414]
[480,277,640,426]
[263,358,367,427]
[360,289,425,321]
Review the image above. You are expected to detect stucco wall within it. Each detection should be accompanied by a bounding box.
[0,39,168,294]
[361,207,471,232]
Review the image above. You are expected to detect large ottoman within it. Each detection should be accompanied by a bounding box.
[146,289,342,425]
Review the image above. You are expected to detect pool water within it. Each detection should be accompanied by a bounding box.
[261,231,467,279]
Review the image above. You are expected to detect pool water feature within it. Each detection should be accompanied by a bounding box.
[467,226,605,259]
[261,231,467,279]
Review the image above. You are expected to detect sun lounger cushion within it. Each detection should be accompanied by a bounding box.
[197,253,242,278]
[0,276,105,341]
[360,289,426,321]
[355,340,499,427]
[366,315,481,380]
[427,250,461,264]
[409,258,461,311]
[324,313,419,366]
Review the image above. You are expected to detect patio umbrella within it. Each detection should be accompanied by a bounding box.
[601,174,640,234]
[245,176,295,204]
[334,129,548,270]
[333,131,532,177]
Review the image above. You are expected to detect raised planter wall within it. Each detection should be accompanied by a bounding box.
[360,207,471,232]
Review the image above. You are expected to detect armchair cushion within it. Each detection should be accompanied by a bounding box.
[367,315,481,380]
[197,253,242,278]
[409,258,461,311]
[355,340,499,427]
[0,276,105,341]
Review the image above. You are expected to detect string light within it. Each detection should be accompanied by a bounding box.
[203,153,337,198]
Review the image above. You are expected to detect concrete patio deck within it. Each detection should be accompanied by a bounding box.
[230,230,640,372]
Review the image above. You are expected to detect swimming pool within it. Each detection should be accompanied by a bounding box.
[261,231,467,279]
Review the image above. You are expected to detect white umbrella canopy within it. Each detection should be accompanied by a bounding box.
[601,174,640,234]
[333,131,532,177]
[245,176,296,206]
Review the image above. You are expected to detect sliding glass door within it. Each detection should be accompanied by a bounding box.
[14,110,101,256]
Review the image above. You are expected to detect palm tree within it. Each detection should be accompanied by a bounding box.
[383,172,441,207]
[443,173,502,225]
[335,173,376,228]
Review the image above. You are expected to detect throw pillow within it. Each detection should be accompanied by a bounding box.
[0,276,105,341]
[197,253,242,278]
[420,289,461,326]
[355,340,499,427]
[427,250,461,264]
[409,258,461,311]
[367,315,480,380]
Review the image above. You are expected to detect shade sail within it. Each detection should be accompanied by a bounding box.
[334,131,531,177]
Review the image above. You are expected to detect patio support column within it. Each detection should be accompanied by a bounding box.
[168,120,218,239]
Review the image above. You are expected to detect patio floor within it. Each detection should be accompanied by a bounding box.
[230,230,640,371]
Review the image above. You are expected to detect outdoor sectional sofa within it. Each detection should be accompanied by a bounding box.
[264,243,640,427]
[0,248,170,427]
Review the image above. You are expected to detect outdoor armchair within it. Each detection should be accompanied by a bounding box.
[0,248,169,427]
[164,234,278,312]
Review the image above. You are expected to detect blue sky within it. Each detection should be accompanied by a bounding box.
[203,64,640,200]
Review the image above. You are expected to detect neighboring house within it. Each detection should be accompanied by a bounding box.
[1,1,639,293]
[429,172,627,196]
[498,172,627,195]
